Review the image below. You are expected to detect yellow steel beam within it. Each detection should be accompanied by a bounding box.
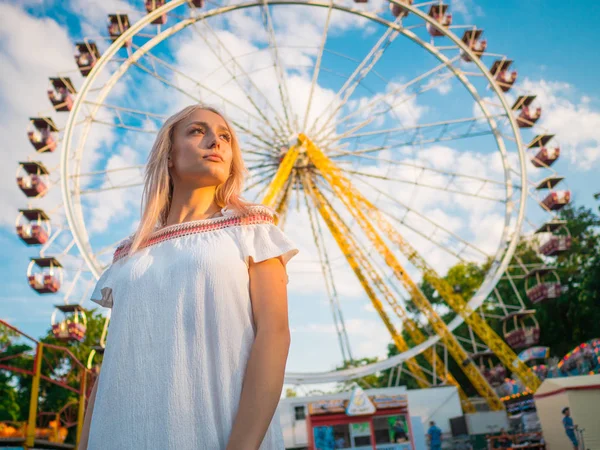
[26,343,44,448]
[310,178,475,412]
[302,134,505,410]
[273,170,295,229]
[303,174,431,389]
[261,144,299,208]
[325,155,541,391]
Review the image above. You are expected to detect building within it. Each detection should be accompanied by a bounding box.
[534,374,600,450]
[277,385,463,450]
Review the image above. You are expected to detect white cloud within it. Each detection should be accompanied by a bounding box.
[516,78,600,170]
[0,3,77,227]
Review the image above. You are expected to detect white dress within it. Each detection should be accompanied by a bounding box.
[88,205,298,450]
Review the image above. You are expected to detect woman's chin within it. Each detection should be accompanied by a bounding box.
[178,168,228,187]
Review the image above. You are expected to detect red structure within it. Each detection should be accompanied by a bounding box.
[27,257,62,294]
[473,351,506,387]
[502,310,540,350]
[16,209,50,245]
[52,304,88,343]
[525,267,561,305]
[536,176,570,212]
[16,161,50,198]
[389,0,413,18]
[146,0,168,24]
[490,59,517,92]
[306,391,415,450]
[27,117,58,153]
[528,135,560,167]
[74,41,100,77]
[512,95,541,128]
[427,4,452,36]
[108,14,131,47]
[461,29,486,61]
[0,319,92,449]
[48,78,75,112]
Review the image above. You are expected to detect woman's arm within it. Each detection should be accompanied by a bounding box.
[78,377,99,450]
[226,257,291,450]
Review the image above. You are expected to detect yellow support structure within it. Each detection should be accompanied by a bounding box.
[304,174,430,389]
[273,171,295,229]
[307,179,474,410]
[302,134,505,410]
[25,343,44,448]
[308,141,541,391]
[261,144,299,208]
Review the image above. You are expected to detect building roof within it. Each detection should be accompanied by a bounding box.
[534,374,600,399]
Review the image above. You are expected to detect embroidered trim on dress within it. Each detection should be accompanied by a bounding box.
[112,206,274,263]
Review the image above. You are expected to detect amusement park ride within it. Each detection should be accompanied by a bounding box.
[2,0,579,447]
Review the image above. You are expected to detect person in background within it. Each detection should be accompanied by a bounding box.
[496,428,511,448]
[562,407,579,450]
[427,421,442,450]
[393,418,408,442]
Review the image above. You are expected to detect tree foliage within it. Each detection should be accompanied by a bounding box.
[333,202,600,393]
[0,309,108,422]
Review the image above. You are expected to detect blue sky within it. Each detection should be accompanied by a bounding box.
[1,0,599,380]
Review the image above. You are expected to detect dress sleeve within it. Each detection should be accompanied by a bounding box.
[239,222,299,267]
[90,265,115,309]
[89,235,132,309]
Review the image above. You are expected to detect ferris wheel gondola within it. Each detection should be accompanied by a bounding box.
[27,117,58,153]
[16,209,51,245]
[108,14,132,47]
[27,257,62,295]
[535,219,572,256]
[47,77,76,112]
[51,304,88,342]
[16,161,50,198]
[529,134,560,168]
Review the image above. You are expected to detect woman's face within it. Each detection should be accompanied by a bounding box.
[170,109,233,188]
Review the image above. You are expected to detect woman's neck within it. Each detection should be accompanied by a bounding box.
[165,185,222,226]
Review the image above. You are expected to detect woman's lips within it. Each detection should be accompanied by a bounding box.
[204,154,223,162]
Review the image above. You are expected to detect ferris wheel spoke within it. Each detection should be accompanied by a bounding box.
[303,181,354,363]
[77,182,143,196]
[72,165,144,181]
[260,0,298,132]
[309,21,402,138]
[319,71,456,143]
[342,169,506,203]
[325,114,505,149]
[244,167,279,196]
[347,175,493,260]
[128,57,281,149]
[247,162,279,172]
[315,176,465,262]
[188,17,291,139]
[326,120,505,158]
[302,0,334,133]
[314,55,461,141]
[134,47,276,133]
[333,152,510,190]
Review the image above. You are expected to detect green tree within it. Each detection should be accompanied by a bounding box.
[0,308,108,424]
[384,202,599,394]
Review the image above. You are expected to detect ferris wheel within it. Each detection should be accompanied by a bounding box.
[16,0,571,412]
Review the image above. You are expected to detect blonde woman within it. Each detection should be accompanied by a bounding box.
[79,105,299,450]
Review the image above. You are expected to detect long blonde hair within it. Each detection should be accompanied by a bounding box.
[129,104,252,254]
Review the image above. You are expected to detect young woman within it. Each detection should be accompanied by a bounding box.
[79,105,299,449]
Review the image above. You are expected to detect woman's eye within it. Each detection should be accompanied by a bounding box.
[221,134,231,141]
[190,128,204,134]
